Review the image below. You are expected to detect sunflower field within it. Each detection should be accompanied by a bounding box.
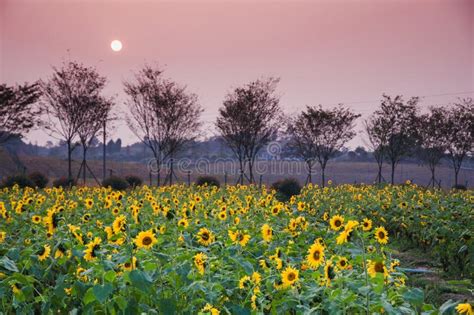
[0,183,472,314]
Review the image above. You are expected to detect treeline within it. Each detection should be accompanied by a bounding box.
[0,61,473,187]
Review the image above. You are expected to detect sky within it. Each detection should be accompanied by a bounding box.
[1,0,473,148]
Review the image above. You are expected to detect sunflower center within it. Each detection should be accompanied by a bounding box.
[142,236,152,245]
[202,232,209,241]
[287,272,296,281]
[340,260,346,266]
[313,251,320,260]
[378,231,385,239]
[335,220,341,227]
[375,262,384,273]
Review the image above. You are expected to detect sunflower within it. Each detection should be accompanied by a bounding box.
[336,230,350,245]
[229,230,250,247]
[306,242,325,268]
[271,205,280,216]
[85,198,94,209]
[261,224,273,242]
[362,218,372,231]
[134,230,157,249]
[178,218,189,228]
[337,256,350,270]
[32,215,42,224]
[455,303,473,315]
[112,215,127,234]
[194,252,207,275]
[0,231,5,243]
[122,256,138,271]
[367,260,389,278]
[329,215,344,231]
[84,237,101,261]
[38,244,51,261]
[201,303,220,315]
[239,275,251,289]
[112,207,120,216]
[281,266,299,288]
[297,202,305,211]
[324,260,336,286]
[197,228,215,246]
[374,227,389,245]
[218,211,227,221]
[82,213,91,223]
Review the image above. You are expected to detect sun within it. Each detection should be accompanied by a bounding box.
[111,40,122,52]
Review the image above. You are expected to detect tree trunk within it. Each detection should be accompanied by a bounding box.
[390,161,396,185]
[82,146,87,185]
[454,167,459,187]
[67,140,72,181]
[430,165,436,188]
[248,159,254,184]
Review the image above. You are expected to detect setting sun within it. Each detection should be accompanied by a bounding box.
[110,39,122,52]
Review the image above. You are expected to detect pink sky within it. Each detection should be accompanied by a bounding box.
[1,0,473,147]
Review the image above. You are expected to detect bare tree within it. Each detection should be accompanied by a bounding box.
[444,98,474,187]
[216,78,281,183]
[125,65,202,185]
[417,106,449,188]
[364,115,389,184]
[369,94,419,184]
[0,83,41,145]
[40,61,109,181]
[293,105,360,187]
[76,96,114,184]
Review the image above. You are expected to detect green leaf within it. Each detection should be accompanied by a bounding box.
[83,288,96,305]
[0,256,18,272]
[129,270,152,292]
[159,298,176,314]
[104,270,117,283]
[439,299,457,314]
[402,288,424,307]
[93,283,113,303]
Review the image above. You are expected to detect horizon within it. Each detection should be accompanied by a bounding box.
[1,0,473,148]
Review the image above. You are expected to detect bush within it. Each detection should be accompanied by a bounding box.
[28,172,49,188]
[271,178,302,201]
[196,176,220,188]
[52,177,77,188]
[452,184,467,190]
[1,174,35,189]
[125,175,143,188]
[102,176,129,190]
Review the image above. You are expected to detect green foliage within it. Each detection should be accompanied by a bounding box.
[28,171,49,188]
[102,176,129,190]
[1,174,35,188]
[271,178,301,201]
[195,176,220,188]
[52,177,77,188]
[124,175,143,188]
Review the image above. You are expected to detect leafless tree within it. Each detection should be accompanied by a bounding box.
[40,61,109,181]
[125,65,203,185]
[0,83,41,145]
[417,106,449,188]
[216,78,282,183]
[293,105,360,187]
[443,98,474,187]
[368,94,419,184]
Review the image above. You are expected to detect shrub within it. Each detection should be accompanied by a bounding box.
[52,177,77,188]
[102,176,129,190]
[196,175,220,188]
[271,178,302,201]
[28,172,49,188]
[452,184,467,190]
[125,175,143,188]
[1,174,35,189]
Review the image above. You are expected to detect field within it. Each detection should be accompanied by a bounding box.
[1,149,473,188]
[0,183,472,314]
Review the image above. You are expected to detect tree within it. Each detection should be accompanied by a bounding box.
[369,95,419,184]
[0,83,41,145]
[443,98,474,187]
[291,105,360,187]
[76,95,113,184]
[364,115,390,184]
[216,78,281,183]
[40,61,109,181]
[125,65,202,185]
[417,106,449,188]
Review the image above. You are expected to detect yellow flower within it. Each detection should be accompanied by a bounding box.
[196,228,214,246]
[367,260,389,278]
[261,224,273,242]
[194,252,207,275]
[239,275,251,289]
[85,198,94,209]
[122,256,138,271]
[252,272,262,284]
[201,303,220,315]
[218,210,227,221]
[324,260,335,286]
[374,227,389,245]
[0,231,5,243]
[228,230,250,247]
[456,303,473,315]
[112,215,127,234]
[178,218,189,228]
[337,256,350,270]
[306,242,325,268]
[32,215,42,224]
[362,218,372,231]
[134,230,157,250]
[84,237,101,261]
[281,266,299,288]
[329,215,344,231]
[38,244,51,261]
